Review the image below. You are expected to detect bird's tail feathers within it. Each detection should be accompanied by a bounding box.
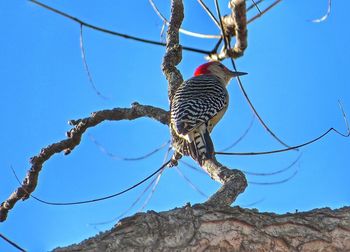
[188,124,214,165]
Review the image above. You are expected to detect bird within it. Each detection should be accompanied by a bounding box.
[170,61,247,165]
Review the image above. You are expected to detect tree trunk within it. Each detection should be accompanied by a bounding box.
[53,204,350,252]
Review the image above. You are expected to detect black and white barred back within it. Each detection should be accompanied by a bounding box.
[170,74,229,164]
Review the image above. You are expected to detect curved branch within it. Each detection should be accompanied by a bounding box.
[0,102,169,222]
[162,0,247,207]
[209,0,247,60]
[209,0,282,61]
[149,0,220,39]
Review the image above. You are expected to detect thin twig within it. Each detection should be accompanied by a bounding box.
[180,156,298,186]
[197,0,221,29]
[174,167,208,198]
[79,24,109,99]
[214,0,289,148]
[180,160,207,175]
[247,0,264,12]
[248,0,282,24]
[89,134,170,161]
[11,160,171,206]
[249,170,298,185]
[0,233,26,252]
[250,0,262,14]
[29,0,211,55]
[242,154,301,176]
[160,21,166,41]
[88,166,163,227]
[214,0,229,49]
[138,146,171,211]
[139,169,164,211]
[216,121,350,156]
[89,147,171,227]
[181,154,300,177]
[240,197,265,207]
[231,58,293,149]
[149,0,220,39]
[219,114,255,152]
[311,0,331,23]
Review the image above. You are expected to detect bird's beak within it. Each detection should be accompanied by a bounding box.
[229,70,248,77]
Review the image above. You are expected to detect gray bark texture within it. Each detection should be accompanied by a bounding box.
[53,204,350,252]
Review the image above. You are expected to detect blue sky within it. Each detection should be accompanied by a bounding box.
[1,0,349,251]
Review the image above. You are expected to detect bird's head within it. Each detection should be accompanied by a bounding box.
[194,61,247,86]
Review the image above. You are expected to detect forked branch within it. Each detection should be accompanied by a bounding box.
[163,0,247,207]
[0,103,169,222]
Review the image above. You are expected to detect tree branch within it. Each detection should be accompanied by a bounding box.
[208,0,282,61]
[248,0,282,24]
[162,0,184,99]
[161,0,247,207]
[30,0,211,56]
[202,158,247,206]
[52,205,350,251]
[209,0,247,60]
[149,0,220,39]
[0,102,169,222]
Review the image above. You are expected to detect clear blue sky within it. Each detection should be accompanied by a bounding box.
[1,0,349,251]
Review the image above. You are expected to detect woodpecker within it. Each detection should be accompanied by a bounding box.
[170,61,247,165]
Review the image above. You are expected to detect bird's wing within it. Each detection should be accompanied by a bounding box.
[171,75,228,136]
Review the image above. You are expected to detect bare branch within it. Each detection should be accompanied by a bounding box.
[229,57,294,149]
[219,114,255,152]
[0,233,26,252]
[247,0,265,12]
[209,0,281,60]
[88,167,163,228]
[0,103,169,222]
[79,25,109,99]
[247,0,282,24]
[88,134,170,161]
[249,170,298,185]
[207,0,247,60]
[216,119,350,156]
[240,197,265,207]
[227,0,248,58]
[29,0,211,55]
[212,2,293,152]
[179,158,247,208]
[175,166,208,198]
[197,0,221,29]
[242,154,301,176]
[162,0,184,99]
[149,0,220,39]
[250,0,262,14]
[162,0,247,207]
[139,169,164,211]
[180,160,207,174]
[311,0,331,23]
[202,158,247,206]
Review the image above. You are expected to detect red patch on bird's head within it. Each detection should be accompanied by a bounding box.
[194,62,215,76]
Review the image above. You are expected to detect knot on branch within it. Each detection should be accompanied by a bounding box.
[207,0,247,61]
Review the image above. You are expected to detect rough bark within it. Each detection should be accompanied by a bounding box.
[53,204,350,252]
